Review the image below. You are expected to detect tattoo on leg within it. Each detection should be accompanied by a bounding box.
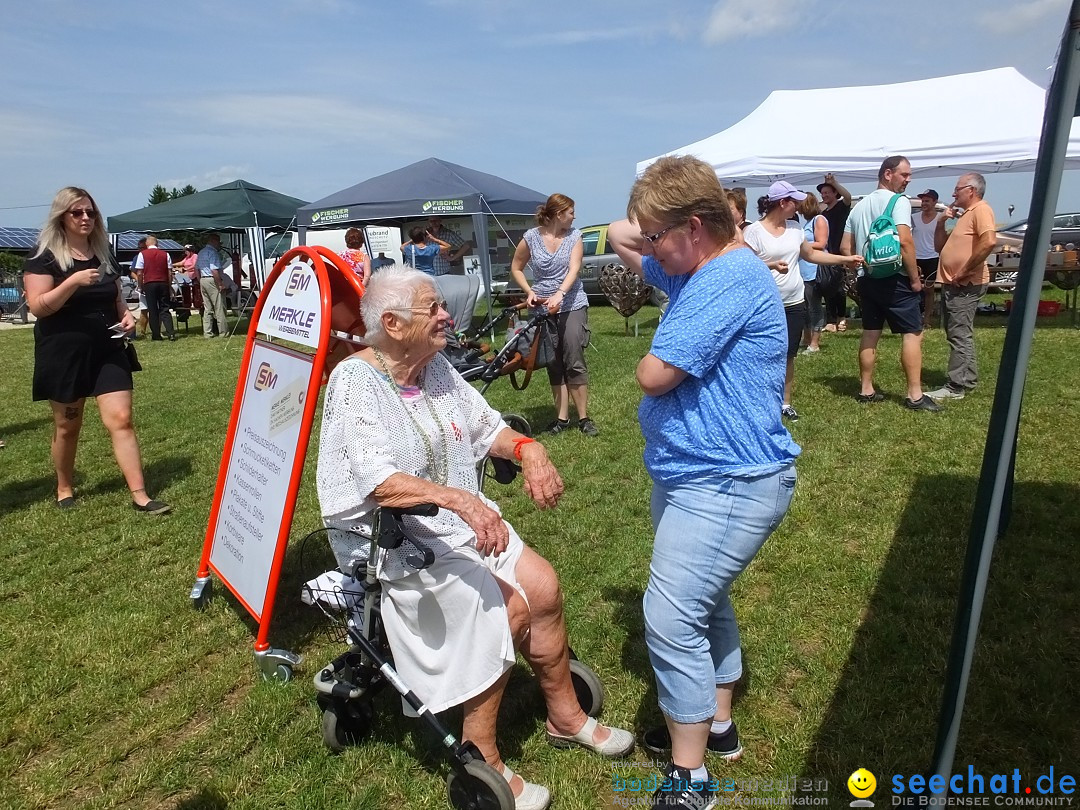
[64,407,80,421]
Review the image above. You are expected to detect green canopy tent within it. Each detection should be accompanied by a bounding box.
[108,180,308,287]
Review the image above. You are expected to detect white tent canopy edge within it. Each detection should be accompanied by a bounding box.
[636,67,1080,186]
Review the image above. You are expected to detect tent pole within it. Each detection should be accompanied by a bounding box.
[472,210,493,326]
[931,0,1080,781]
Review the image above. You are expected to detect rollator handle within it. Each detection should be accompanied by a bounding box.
[375,505,438,570]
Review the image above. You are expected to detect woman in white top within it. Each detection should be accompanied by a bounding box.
[743,181,862,421]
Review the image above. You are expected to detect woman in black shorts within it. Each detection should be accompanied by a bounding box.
[22,187,170,514]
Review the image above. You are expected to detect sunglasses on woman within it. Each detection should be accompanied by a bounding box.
[67,208,97,219]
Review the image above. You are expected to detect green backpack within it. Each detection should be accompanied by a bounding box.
[862,193,904,278]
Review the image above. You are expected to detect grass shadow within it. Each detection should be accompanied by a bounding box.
[0,415,49,437]
[801,475,1080,799]
[817,373,950,401]
[81,454,195,499]
[0,474,57,512]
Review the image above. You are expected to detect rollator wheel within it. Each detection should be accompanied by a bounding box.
[569,657,605,717]
[321,700,374,752]
[446,760,515,810]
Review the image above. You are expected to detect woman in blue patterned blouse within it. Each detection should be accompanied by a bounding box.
[608,156,800,809]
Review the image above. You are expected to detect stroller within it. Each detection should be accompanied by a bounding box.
[300,453,605,810]
[444,304,557,396]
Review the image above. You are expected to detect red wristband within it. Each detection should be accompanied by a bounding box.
[512,437,536,461]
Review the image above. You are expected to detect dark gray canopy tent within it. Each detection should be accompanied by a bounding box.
[108,180,308,287]
[296,157,548,304]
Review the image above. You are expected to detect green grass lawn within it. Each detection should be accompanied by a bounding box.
[1,295,1077,809]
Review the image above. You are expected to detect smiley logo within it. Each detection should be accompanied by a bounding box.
[847,768,877,799]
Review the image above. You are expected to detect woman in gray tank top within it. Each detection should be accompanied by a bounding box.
[509,194,598,436]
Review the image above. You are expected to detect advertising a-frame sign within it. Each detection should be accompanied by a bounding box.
[190,246,365,680]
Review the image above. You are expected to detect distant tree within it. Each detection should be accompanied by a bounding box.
[0,251,23,282]
[143,184,200,246]
[147,184,198,206]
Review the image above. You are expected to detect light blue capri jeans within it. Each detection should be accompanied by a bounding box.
[644,463,797,723]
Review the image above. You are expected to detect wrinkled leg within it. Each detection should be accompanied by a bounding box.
[510,546,614,745]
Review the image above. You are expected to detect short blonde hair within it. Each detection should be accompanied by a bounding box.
[798,193,820,220]
[628,156,735,244]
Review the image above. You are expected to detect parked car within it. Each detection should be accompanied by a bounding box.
[998,213,1080,247]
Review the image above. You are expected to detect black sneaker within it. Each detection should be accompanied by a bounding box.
[578,418,599,436]
[544,419,571,434]
[652,764,717,809]
[903,396,942,412]
[781,405,799,422]
[855,391,886,403]
[642,723,744,762]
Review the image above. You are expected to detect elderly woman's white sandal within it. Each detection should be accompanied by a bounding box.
[546,715,635,757]
[500,766,551,810]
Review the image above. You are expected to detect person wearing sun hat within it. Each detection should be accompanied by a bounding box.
[743,181,863,421]
[912,189,941,327]
[817,173,853,331]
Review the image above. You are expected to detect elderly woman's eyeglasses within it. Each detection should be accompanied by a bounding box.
[67,208,97,219]
[641,224,679,244]
[392,300,444,318]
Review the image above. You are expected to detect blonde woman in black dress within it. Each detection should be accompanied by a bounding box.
[22,187,170,514]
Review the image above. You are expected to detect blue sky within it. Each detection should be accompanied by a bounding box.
[1,0,1075,230]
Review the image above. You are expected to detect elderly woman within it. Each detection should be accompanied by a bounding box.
[316,266,632,810]
[607,156,803,809]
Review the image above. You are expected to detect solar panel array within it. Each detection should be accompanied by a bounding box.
[0,228,184,252]
[0,227,40,251]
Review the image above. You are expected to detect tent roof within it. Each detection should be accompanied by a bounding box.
[637,67,1080,186]
[108,180,308,233]
[297,157,547,227]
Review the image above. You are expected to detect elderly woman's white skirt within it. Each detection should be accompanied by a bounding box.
[379,524,527,715]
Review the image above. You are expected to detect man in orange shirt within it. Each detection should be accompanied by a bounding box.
[927,173,996,401]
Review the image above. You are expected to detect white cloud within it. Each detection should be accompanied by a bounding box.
[703,0,806,44]
[163,167,252,191]
[977,0,1067,34]
[170,94,448,148]
[506,25,654,47]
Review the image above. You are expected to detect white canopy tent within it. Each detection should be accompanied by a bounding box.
[637,67,1080,185]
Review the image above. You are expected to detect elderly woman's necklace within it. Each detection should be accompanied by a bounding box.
[371,347,450,486]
